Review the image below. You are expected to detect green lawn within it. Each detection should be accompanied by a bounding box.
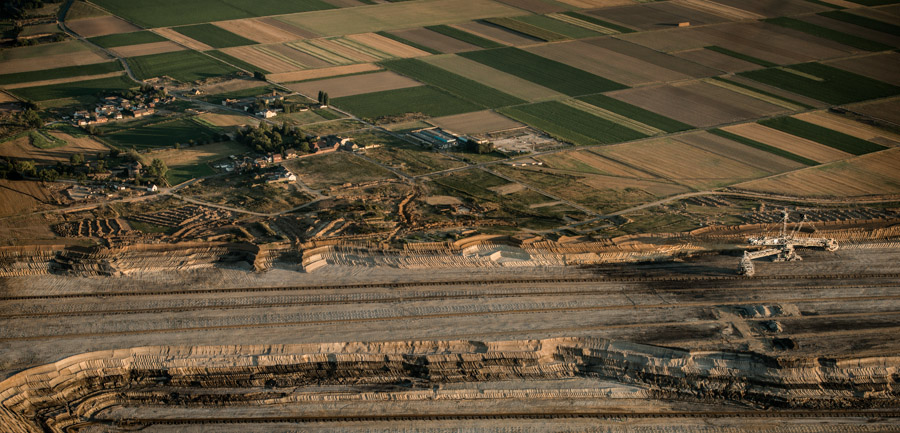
[88,0,336,27]
[500,101,648,146]
[381,58,525,108]
[172,24,257,49]
[126,50,240,82]
[765,17,892,51]
[459,47,627,96]
[7,75,136,101]
[87,31,167,48]
[104,117,222,150]
[0,61,122,85]
[424,25,503,48]
[707,128,818,166]
[758,117,886,155]
[738,62,900,104]
[576,94,693,133]
[332,86,481,119]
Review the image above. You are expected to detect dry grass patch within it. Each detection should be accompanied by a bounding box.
[287,71,422,98]
[198,112,257,127]
[268,63,380,83]
[67,16,141,38]
[152,28,213,51]
[0,91,16,103]
[0,132,108,165]
[213,19,306,44]
[430,110,524,135]
[109,41,185,58]
[721,123,850,164]
[422,55,562,101]
[736,148,900,197]
[0,180,54,217]
[794,111,900,146]
[346,33,430,58]
[674,131,804,174]
[488,182,526,195]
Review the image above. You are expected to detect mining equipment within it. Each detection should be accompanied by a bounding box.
[739,210,838,276]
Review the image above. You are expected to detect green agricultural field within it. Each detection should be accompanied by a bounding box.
[738,62,900,104]
[705,46,777,67]
[7,75,136,101]
[87,31,167,48]
[765,17,892,51]
[512,15,601,39]
[576,94,693,133]
[126,50,240,82]
[707,129,818,166]
[172,24,257,49]
[332,86,481,120]
[104,117,222,150]
[758,117,886,155]
[0,40,92,61]
[709,77,814,109]
[0,62,122,85]
[560,11,634,33]
[381,59,525,108]
[423,25,503,48]
[206,50,269,74]
[375,32,441,55]
[459,47,626,96]
[88,0,336,28]
[818,10,900,35]
[500,101,647,146]
[201,85,276,104]
[483,17,568,42]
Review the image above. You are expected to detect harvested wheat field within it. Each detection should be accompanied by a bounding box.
[453,21,541,46]
[109,41,185,58]
[430,110,524,135]
[267,63,381,83]
[152,28,213,51]
[198,112,258,127]
[390,28,480,53]
[346,33,430,58]
[794,111,900,146]
[675,131,805,174]
[423,55,562,101]
[595,137,769,190]
[0,180,54,217]
[673,48,761,73]
[220,46,302,73]
[213,18,307,44]
[606,80,787,128]
[826,52,900,87]
[0,132,108,165]
[287,71,422,98]
[526,40,694,87]
[737,147,900,197]
[66,16,141,38]
[721,123,851,164]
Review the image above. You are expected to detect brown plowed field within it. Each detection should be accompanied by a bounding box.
[346,33,430,58]
[430,110,524,135]
[66,16,141,38]
[587,2,729,31]
[0,51,110,74]
[268,63,381,83]
[198,112,258,127]
[674,131,804,174]
[694,22,854,64]
[526,40,694,86]
[594,137,768,190]
[0,132,108,165]
[539,150,691,197]
[454,21,541,46]
[849,97,900,127]
[825,52,900,87]
[423,55,562,101]
[494,0,568,13]
[109,41,185,58]
[616,27,711,53]
[721,123,851,164]
[710,0,831,18]
[2,72,126,90]
[794,111,900,146]
[390,28,480,54]
[585,37,720,78]
[220,46,300,74]
[267,44,332,68]
[152,28,213,51]
[736,147,900,197]
[256,17,319,39]
[213,19,307,44]
[606,80,787,128]
[0,180,54,217]
[673,48,761,73]
[802,14,900,47]
[724,75,829,108]
[557,0,633,8]
[287,71,422,98]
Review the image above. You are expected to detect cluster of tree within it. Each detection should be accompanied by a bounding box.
[143,158,168,186]
[2,0,61,20]
[236,121,313,155]
[20,109,42,129]
[317,91,330,107]
[464,139,494,155]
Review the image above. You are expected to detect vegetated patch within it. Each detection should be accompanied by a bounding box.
[819,10,900,35]
[172,24,258,49]
[375,31,441,55]
[331,86,481,120]
[721,123,850,164]
[559,11,634,33]
[738,62,900,104]
[87,31,168,48]
[285,150,395,189]
[705,46,778,67]
[765,17,892,51]
[103,117,223,150]
[430,110,524,135]
[482,17,569,42]
[459,47,626,96]
[500,101,647,146]
[355,129,465,176]
[709,76,814,110]
[511,14,602,39]
[206,50,269,75]
[381,58,525,108]
[576,94,693,133]
[6,75,135,102]
[88,0,337,28]
[422,54,563,101]
[424,25,504,48]
[63,1,110,21]
[127,50,240,82]
[201,85,277,104]
[708,128,818,166]
[287,71,421,98]
[759,117,886,155]
[148,141,244,185]
[0,62,122,85]
[842,0,900,8]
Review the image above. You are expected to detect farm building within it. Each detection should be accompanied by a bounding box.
[409,128,459,149]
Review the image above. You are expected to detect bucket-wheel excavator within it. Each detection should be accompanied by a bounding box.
[739,211,838,276]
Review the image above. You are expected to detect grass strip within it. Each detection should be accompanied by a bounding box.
[759,117,886,155]
[708,128,818,166]
[765,17,892,52]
